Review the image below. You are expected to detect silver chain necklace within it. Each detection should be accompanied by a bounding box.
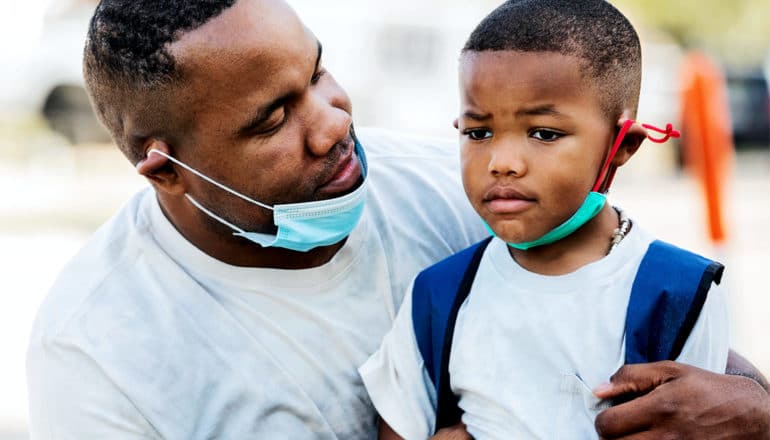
[609,206,631,254]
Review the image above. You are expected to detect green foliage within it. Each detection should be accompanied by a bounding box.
[613,0,770,66]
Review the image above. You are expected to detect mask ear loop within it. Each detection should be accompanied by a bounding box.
[147,149,274,211]
[641,123,681,143]
[592,121,683,193]
[592,119,635,193]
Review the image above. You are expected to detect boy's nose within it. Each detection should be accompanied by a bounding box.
[488,144,527,177]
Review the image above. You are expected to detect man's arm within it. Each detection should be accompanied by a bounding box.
[727,350,770,393]
[593,351,770,439]
[27,337,159,439]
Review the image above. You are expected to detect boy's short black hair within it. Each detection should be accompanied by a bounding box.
[83,0,236,163]
[463,0,642,119]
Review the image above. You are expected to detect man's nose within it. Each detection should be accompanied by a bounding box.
[305,92,353,157]
[488,141,527,177]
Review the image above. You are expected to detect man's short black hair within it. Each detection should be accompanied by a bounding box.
[83,0,236,163]
[463,0,642,119]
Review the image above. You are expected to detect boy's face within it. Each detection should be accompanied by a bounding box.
[457,50,615,245]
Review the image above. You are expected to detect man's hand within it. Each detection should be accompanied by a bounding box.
[593,360,770,439]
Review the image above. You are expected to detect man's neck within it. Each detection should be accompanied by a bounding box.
[157,194,346,270]
[508,205,620,276]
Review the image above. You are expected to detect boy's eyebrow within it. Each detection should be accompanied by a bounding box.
[516,104,567,118]
[462,111,492,121]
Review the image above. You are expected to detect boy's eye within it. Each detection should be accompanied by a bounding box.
[530,129,563,142]
[464,129,493,141]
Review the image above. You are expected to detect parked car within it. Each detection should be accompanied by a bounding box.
[726,69,770,148]
[0,0,109,144]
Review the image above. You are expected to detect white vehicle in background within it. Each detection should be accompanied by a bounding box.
[0,0,108,144]
[0,0,690,150]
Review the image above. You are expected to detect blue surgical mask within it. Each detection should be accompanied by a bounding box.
[148,141,368,252]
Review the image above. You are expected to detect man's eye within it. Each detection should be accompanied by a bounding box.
[530,129,563,142]
[257,109,287,135]
[464,129,493,141]
[311,68,326,85]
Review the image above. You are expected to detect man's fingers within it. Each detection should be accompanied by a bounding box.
[599,431,661,440]
[594,391,669,438]
[593,361,682,399]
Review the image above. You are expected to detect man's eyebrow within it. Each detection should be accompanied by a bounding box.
[462,111,491,122]
[515,104,567,118]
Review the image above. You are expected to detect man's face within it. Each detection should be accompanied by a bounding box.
[457,50,615,244]
[167,0,358,233]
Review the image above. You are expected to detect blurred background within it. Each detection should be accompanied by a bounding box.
[1,0,768,438]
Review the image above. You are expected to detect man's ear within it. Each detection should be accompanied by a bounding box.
[611,112,648,168]
[135,140,186,196]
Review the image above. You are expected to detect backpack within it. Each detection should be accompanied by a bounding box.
[411,237,724,433]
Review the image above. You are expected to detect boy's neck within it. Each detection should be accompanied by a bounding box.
[508,204,623,276]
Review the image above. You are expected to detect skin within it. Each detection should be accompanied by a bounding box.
[121,1,768,438]
[135,0,360,269]
[593,357,770,439]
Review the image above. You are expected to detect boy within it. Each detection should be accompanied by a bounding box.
[359,0,729,438]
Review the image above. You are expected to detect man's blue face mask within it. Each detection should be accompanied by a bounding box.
[148,140,368,253]
[487,120,680,250]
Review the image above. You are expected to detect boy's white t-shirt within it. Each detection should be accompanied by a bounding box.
[359,224,729,440]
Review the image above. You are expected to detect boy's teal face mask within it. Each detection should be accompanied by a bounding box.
[148,139,368,253]
[488,120,680,250]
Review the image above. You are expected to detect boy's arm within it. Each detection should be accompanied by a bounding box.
[593,357,770,439]
[379,419,473,440]
[360,283,439,440]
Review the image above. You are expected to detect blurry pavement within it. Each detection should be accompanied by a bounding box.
[0,139,768,438]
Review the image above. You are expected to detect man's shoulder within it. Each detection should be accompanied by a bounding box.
[30,189,156,344]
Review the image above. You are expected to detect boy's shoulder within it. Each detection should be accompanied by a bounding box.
[413,237,493,295]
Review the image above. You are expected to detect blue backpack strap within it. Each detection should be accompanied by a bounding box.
[624,240,724,364]
[411,236,493,432]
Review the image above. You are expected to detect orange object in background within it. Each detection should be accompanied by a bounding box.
[679,52,734,245]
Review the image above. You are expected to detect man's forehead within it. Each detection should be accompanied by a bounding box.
[169,0,310,70]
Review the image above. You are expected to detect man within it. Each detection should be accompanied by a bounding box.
[26,0,770,438]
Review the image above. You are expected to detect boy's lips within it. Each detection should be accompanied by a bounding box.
[483,186,536,215]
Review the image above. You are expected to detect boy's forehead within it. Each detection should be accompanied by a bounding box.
[460,50,596,106]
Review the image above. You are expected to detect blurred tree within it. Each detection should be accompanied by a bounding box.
[613,0,770,66]
[469,0,770,66]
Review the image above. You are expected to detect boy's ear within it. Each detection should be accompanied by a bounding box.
[611,113,648,168]
[134,139,186,196]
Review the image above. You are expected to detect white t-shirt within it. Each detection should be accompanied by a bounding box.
[360,224,729,440]
[26,128,488,440]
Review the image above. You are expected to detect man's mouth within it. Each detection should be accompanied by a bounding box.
[483,186,536,215]
[317,140,362,196]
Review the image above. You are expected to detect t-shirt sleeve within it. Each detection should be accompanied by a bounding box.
[27,336,160,439]
[359,281,437,439]
[674,282,730,373]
